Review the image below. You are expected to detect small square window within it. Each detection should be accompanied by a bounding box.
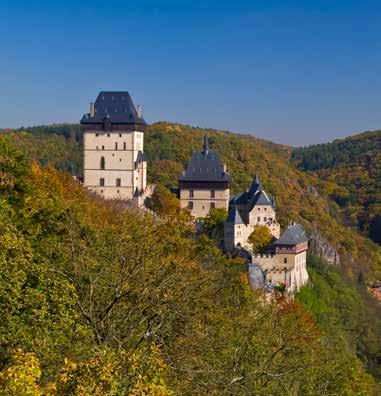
[99,178,105,187]
[116,178,121,187]
[188,201,193,209]
[211,202,215,209]
[257,217,260,222]
[284,257,288,264]
[211,190,215,198]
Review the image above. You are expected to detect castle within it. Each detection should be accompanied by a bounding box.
[81,91,150,205]
[81,92,308,293]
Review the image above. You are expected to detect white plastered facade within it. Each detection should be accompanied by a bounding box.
[83,130,147,201]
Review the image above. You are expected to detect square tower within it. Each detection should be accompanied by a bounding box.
[81,91,147,202]
[178,133,231,218]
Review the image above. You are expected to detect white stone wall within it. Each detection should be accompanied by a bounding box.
[180,188,230,218]
[224,222,248,251]
[248,204,280,238]
[83,130,146,200]
[251,250,308,293]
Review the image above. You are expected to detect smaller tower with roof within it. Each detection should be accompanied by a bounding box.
[178,133,231,218]
[224,174,280,252]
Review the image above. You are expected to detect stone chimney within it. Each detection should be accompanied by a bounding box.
[90,102,95,117]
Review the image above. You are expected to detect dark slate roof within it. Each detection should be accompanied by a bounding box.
[136,151,147,162]
[179,134,231,183]
[251,190,272,206]
[275,223,308,246]
[81,91,147,125]
[227,204,244,224]
[248,174,263,196]
[234,191,249,205]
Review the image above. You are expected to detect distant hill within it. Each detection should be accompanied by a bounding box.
[292,130,381,245]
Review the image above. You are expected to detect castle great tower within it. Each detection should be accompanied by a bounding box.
[81,91,147,203]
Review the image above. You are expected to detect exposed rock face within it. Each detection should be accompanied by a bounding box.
[309,229,340,265]
[248,263,265,290]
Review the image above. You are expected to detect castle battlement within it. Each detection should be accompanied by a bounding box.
[252,253,275,259]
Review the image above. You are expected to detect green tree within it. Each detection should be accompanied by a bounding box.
[248,225,273,253]
[145,184,181,217]
[203,207,228,244]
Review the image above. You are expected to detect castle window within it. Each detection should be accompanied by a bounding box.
[257,217,260,222]
[119,133,122,137]
[211,190,215,198]
[123,142,126,150]
[100,156,105,169]
[102,145,105,150]
[99,178,105,187]
[96,146,98,150]
[188,201,193,209]
[107,133,110,137]
[116,178,121,187]
[211,202,215,209]
[189,190,194,198]
[115,142,118,150]
[264,207,267,211]
[284,257,288,264]
[264,217,267,222]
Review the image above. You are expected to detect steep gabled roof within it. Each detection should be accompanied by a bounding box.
[252,190,272,206]
[179,133,231,183]
[81,91,147,125]
[275,223,308,246]
[248,174,263,196]
[136,151,147,162]
[226,203,244,224]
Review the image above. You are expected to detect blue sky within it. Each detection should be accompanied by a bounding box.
[1,0,381,145]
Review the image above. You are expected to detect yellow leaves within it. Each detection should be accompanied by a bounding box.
[0,349,43,396]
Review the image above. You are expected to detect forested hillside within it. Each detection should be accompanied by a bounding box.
[8,123,381,279]
[2,122,381,385]
[1,136,379,394]
[292,131,381,245]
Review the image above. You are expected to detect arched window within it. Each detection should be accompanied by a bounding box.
[100,156,105,170]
